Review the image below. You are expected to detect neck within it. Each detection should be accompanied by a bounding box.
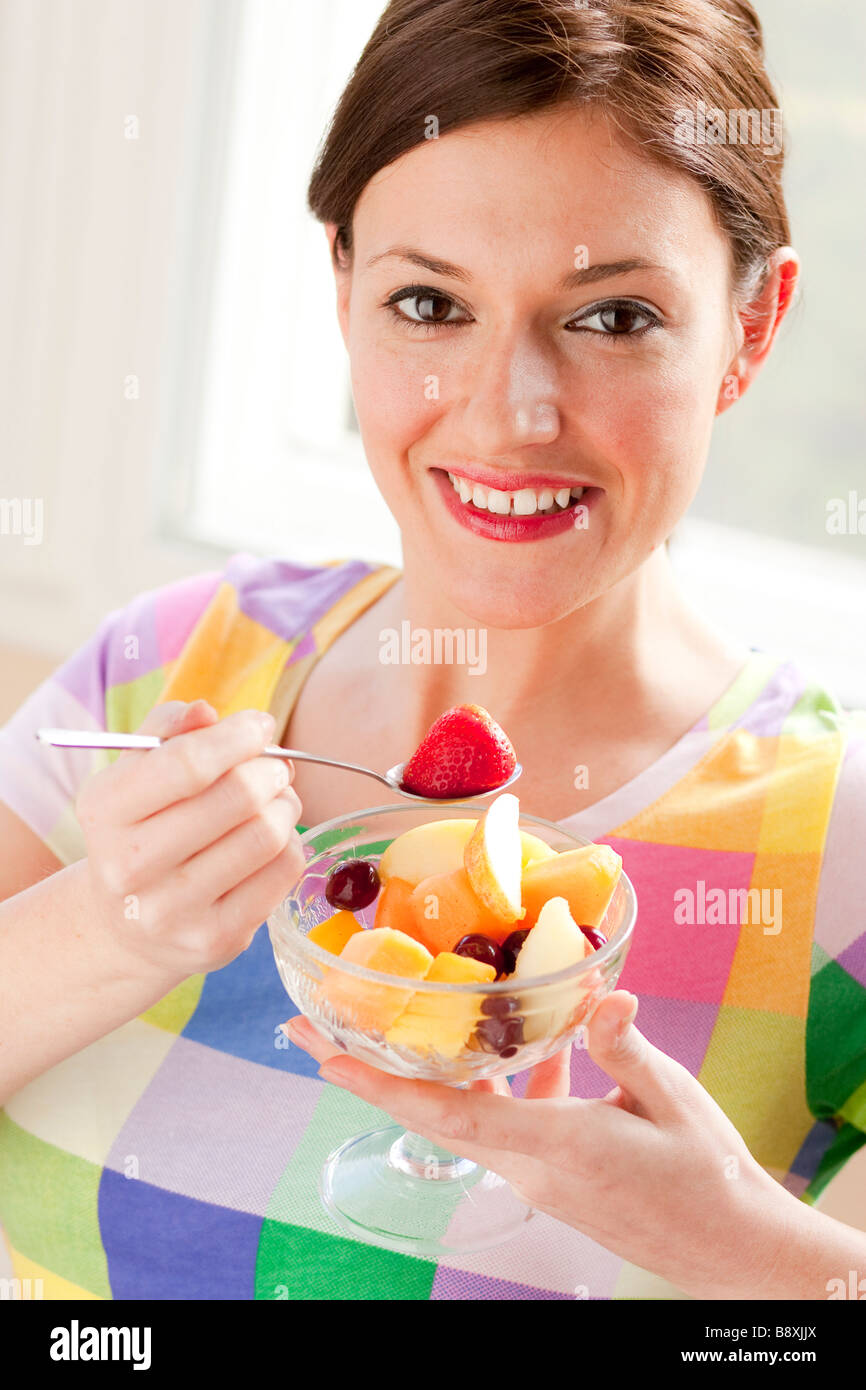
[369,546,745,749]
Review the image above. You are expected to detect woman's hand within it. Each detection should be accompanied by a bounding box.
[283,991,796,1300]
[77,700,306,981]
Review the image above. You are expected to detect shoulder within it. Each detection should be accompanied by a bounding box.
[55,552,392,711]
[215,552,398,642]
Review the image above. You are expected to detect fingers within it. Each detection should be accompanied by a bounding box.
[314,1055,570,1158]
[281,1016,346,1065]
[101,708,279,824]
[156,785,302,908]
[524,1042,572,1100]
[286,1018,515,1095]
[118,753,296,884]
[213,819,307,947]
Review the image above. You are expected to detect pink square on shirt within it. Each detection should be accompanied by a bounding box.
[154,571,223,665]
[603,836,756,1004]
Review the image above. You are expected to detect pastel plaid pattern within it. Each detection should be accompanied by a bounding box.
[1,552,864,1299]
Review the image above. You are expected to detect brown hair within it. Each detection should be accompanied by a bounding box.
[307,0,790,304]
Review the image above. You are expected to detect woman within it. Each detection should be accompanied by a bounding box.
[1,0,864,1301]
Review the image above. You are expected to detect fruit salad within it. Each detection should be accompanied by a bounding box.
[305,792,623,1060]
[400,703,517,797]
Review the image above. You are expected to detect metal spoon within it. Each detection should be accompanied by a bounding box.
[35,728,522,804]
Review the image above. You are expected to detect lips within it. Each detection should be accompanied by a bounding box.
[431,468,600,543]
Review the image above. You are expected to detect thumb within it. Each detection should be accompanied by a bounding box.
[584,991,677,1120]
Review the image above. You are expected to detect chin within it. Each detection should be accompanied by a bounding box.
[436,558,606,631]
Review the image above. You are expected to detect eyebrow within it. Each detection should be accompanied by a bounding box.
[365,246,667,289]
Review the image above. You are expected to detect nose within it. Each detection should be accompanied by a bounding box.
[458,330,562,454]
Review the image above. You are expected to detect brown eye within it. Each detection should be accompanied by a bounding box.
[390,290,466,325]
[599,304,646,333]
[570,300,659,337]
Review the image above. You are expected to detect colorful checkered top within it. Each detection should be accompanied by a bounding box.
[1,551,865,1300]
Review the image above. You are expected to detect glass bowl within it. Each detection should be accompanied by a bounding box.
[268,801,637,1255]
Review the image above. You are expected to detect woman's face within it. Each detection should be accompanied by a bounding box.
[332,105,745,628]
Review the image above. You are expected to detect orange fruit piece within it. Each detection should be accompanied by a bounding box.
[521,845,622,929]
[307,909,364,956]
[386,951,496,1056]
[319,927,433,1033]
[408,866,514,954]
[373,876,416,932]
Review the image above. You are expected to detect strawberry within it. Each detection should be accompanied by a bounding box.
[401,704,517,797]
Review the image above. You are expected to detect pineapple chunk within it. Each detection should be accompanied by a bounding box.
[386,951,496,1057]
[319,927,433,1033]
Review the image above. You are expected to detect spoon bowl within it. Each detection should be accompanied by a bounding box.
[381,758,522,802]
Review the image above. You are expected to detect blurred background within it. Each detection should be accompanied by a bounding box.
[0,0,864,1260]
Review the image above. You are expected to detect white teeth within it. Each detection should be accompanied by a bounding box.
[512,489,538,516]
[446,472,587,516]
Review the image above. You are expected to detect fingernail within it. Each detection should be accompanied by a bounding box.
[273,761,290,790]
[256,711,276,737]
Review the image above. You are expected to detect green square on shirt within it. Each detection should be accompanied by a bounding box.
[0,1115,111,1298]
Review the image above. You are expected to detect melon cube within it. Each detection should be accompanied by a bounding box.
[318,927,433,1033]
[307,909,364,956]
[386,951,496,1056]
[408,867,513,953]
[521,844,622,929]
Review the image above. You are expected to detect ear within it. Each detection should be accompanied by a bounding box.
[716,247,800,416]
[325,222,352,350]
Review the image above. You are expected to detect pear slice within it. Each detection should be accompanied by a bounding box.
[513,895,590,1041]
[464,792,525,925]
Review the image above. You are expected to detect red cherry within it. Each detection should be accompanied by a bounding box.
[500,928,530,974]
[454,933,504,976]
[324,859,380,911]
[579,925,607,951]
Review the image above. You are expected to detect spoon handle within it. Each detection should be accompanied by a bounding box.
[34,728,393,788]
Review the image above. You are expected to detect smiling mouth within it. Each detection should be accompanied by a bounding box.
[439,469,588,518]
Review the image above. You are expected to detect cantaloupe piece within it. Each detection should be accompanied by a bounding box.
[521,844,622,929]
[318,927,433,1033]
[379,817,556,888]
[308,909,364,956]
[373,876,416,933]
[386,951,496,1056]
[408,867,513,953]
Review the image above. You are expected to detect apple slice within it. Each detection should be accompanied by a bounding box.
[379,818,556,888]
[378,818,476,886]
[513,895,590,1041]
[464,792,525,926]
